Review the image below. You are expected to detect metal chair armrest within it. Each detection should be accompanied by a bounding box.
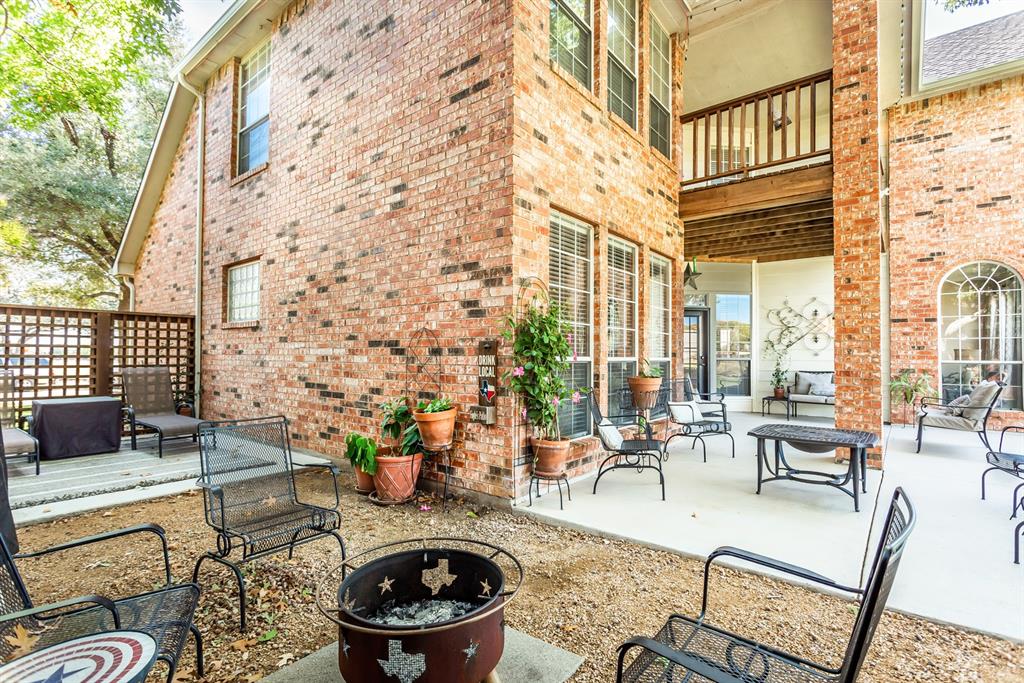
[16,523,172,587]
[0,595,121,629]
[617,636,730,682]
[998,425,1024,452]
[701,546,860,616]
[17,413,33,433]
[294,462,342,509]
[697,391,726,402]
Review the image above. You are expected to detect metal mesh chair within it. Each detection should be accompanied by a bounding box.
[616,488,916,683]
[0,525,203,681]
[981,425,1024,563]
[664,378,735,461]
[590,397,666,501]
[122,366,202,458]
[1,374,39,475]
[192,416,346,630]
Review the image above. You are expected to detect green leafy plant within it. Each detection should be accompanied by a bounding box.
[502,297,586,441]
[380,398,422,455]
[889,369,937,426]
[416,397,454,413]
[343,432,378,475]
[636,359,664,378]
[763,339,789,390]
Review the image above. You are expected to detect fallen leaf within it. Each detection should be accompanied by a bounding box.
[230,637,257,652]
[4,624,40,659]
[276,652,297,667]
[258,629,278,643]
[466,510,478,518]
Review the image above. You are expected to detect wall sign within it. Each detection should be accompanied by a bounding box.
[472,340,498,424]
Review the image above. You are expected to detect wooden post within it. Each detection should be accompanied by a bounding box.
[95,312,113,397]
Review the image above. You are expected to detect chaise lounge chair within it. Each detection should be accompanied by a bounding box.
[122,366,202,458]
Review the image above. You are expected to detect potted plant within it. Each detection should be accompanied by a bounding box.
[764,339,789,399]
[889,368,936,427]
[411,396,457,450]
[343,432,378,495]
[502,298,584,476]
[627,360,664,410]
[375,397,424,502]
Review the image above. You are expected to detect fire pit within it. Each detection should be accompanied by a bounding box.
[317,538,523,683]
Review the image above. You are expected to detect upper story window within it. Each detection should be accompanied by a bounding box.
[549,210,593,438]
[550,0,592,89]
[226,260,260,323]
[607,0,637,128]
[237,41,271,176]
[939,261,1022,410]
[648,14,671,157]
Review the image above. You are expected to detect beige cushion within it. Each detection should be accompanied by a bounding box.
[794,371,833,395]
[789,393,832,405]
[920,412,982,432]
[667,401,704,424]
[2,428,36,455]
[962,381,1000,420]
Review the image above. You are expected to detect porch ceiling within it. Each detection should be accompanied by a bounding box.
[684,197,834,263]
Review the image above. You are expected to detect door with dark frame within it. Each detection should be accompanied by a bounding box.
[682,308,710,394]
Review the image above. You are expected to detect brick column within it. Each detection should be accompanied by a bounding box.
[832,0,884,461]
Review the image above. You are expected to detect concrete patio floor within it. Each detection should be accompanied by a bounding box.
[521,411,1024,642]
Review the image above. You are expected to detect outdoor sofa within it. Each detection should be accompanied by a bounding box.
[787,370,836,415]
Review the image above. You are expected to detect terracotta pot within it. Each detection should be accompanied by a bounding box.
[354,466,375,495]
[628,376,663,409]
[773,386,786,399]
[532,437,570,476]
[412,407,457,450]
[176,403,193,417]
[373,447,424,502]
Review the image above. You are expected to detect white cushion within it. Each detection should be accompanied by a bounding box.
[597,419,624,450]
[667,401,704,424]
[806,374,835,396]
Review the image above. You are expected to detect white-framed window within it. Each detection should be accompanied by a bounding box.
[939,261,1022,410]
[714,293,751,396]
[549,211,593,438]
[237,41,271,175]
[607,0,637,128]
[226,260,260,323]
[648,253,672,416]
[550,0,592,89]
[607,236,638,421]
[648,13,671,157]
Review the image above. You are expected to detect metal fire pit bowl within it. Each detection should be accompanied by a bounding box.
[316,538,524,683]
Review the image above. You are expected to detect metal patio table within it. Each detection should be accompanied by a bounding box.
[0,630,157,682]
[748,423,878,511]
[31,396,122,460]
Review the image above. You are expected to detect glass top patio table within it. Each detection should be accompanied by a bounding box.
[0,630,157,683]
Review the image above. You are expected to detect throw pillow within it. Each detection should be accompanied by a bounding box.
[667,401,704,424]
[962,381,1001,421]
[597,418,624,450]
[806,373,835,396]
[947,393,971,416]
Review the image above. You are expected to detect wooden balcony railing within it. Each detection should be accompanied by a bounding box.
[681,70,832,187]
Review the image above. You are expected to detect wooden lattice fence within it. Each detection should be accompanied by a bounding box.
[0,305,195,417]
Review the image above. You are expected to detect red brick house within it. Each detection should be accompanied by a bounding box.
[114,0,1024,503]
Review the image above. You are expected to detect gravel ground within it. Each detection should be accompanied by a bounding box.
[11,468,1022,682]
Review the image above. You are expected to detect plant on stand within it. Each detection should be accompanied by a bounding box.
[503,298,584,476]
[374,397,424,502]
[343,432,378,495]
[411,396,457,451]
[628,359,664,410]
[889,369,936,427]
[764,339,789,399]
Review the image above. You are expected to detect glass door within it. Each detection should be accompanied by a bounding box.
[682,308,709,393]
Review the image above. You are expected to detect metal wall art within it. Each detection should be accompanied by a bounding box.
[766,297,834,355]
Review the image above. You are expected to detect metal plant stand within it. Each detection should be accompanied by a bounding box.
[760,394,791,420]
[528,471,571,510]
[748,423,878,512]
[420,443,455,511]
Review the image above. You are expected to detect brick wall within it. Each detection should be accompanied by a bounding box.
[888,75,1024,427]
[831,0,885,458]
[136,0,519,499]
[509,0,685,491]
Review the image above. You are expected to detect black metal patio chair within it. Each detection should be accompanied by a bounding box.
[191,416,346,630]
[1,373,39,475]
[615,487,916,683]
[981,425,1024,563]
[122,366,202,458]
[0,525,203,681]
[916,382,1003,453]
[590,397,666,501]
[664,378,735,461]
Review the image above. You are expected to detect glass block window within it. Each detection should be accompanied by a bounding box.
[550,0,592,89]
[237,41,271,175]
[227,261,260,323]
[608,237,638,421]
[549,211,593,438]
[607,0,637,128]
[649,13,671,157]
[940,262,1022,410]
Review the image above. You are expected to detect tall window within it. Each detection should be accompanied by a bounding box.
[940,262,1022,410]
[607,0,637,128]
[550,0,592,89]
[237,41,271,175]
[226,260,260,323]
[607,237,638,421]
[648,254,671,416]
[549,211,593,438]
[648,14,671,157]
[714,294,751,396]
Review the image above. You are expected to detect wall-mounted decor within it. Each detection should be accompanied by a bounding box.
[766,297,834,355]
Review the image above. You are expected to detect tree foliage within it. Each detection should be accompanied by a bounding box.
[941,0,989,11]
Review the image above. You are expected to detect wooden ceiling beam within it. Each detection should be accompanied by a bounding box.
[686,218,835,242]
[685,200,833,232]
[679,163,833,221]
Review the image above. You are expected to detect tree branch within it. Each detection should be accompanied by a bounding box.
[60,116,80,149]
[99,125,117,176]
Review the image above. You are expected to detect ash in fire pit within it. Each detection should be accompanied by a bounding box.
[370,598,481,626]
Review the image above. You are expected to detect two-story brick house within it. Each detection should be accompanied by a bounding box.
[114,0,1024,503]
